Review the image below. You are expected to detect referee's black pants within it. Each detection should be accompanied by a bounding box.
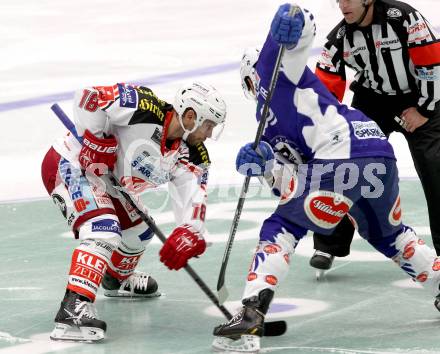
[313,88,440,256]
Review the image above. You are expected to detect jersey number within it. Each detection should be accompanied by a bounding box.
[192,204,206,222]
[79,89,99,112]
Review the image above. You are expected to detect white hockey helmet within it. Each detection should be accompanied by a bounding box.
[173,81,227,141]
[240,47,260,100]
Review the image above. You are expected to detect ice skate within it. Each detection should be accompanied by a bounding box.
[212,307,263,353]
[50,290,106,342]
[310,250,334,280]
[102,271,160,298]
[212,289,273,353]
[434,294,440,312]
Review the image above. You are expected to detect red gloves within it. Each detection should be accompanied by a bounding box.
[79,129,118,175]
[159,224,206,270]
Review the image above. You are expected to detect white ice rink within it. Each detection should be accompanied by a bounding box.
[0,0,438,203]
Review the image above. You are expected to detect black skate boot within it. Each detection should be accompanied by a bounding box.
[212,289,274,353]
[310,250,335,270]
[102,271,160,298]
[50,290,106,342]
[310,250,335,280]
[434,294,440,312]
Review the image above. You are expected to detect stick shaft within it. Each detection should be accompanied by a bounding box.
[216,40,287,294]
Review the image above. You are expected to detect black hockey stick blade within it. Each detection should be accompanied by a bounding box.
[264,320,287,336]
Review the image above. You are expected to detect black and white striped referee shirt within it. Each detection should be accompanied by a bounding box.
[316,0,440,118]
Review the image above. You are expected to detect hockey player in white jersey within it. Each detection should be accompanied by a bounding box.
[41,81,226,341]
[212,4,440,352]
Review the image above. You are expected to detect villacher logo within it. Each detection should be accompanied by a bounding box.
[304,190,352,229]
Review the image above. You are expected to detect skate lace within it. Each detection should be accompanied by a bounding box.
[74,299,98,320]
[122,272,149,294]
[227,308,245,325]
[314,250,333,259]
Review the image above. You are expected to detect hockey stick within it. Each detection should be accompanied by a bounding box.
[50,103,287,337]
[216,5,300,305]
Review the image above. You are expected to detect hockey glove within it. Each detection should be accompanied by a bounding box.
[236,141,274,177]
[159,224,206,270]
[79,129,118,176]
[270,4,304,48]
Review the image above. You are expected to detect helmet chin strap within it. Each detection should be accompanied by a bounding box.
[178,114,197,141]
[356,0,374,25]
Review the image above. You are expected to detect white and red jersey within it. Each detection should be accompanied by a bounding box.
[53,83,210,234]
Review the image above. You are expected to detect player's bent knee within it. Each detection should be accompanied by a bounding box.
[78,215,122,248]
[121,222,154,250]
[259,214,306,245]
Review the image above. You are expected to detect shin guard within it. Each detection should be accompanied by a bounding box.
[243,227,298,299]
[67,239,114,301]
[392,227,440,295]
[106,242,145,281]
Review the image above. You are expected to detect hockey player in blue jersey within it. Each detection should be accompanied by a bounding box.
[212,3,440,352]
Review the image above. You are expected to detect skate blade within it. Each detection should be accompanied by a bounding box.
[212,335,260,353]
[104,290,161,298]
[315,269,326,280]
[50,323,105,342]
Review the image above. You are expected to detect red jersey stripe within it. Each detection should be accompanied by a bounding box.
[315,67,346,102]
[409,42,440,66]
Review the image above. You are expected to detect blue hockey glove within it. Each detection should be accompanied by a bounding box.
[270,4,304,48]
[236,141,274,177]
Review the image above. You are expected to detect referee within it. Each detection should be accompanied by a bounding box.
[312,0,440,271]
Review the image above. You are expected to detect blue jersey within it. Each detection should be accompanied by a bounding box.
[255,30,396,164]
